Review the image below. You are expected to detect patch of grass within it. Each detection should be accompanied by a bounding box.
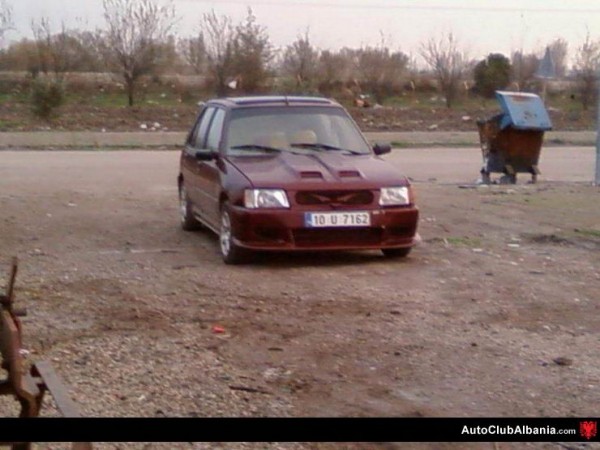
[63,90,182,108]
[574,228,600,239]
[445,236,482,247]
[0,118,26,130]
[0,91,30,103]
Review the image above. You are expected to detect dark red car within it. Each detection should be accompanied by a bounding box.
[178,96,419,264]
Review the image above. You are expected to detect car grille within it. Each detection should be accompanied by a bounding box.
[295,190,374,206]
[293,228,382,247]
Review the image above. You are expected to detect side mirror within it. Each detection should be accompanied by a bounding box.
[195,150,216,161]
[373,142,392,155]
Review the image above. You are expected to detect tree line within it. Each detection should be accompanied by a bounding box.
[0,0,599,113]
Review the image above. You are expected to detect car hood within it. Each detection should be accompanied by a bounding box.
[226,152,408,189]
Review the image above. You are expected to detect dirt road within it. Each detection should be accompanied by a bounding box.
[1,148,599,448]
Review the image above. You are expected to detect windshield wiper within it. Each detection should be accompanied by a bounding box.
[290,142,363,155]
[230,144,282,153]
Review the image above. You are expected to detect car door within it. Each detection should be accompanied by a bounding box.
[198,107,226,229]
[183,106,216,216]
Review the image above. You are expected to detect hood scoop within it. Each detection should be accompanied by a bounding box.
[338,170,361,178]
[300,171,323,179]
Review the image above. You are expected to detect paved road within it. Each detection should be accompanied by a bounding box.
[1,147,596,187]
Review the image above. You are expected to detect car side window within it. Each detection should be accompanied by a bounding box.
[191,107,216,149]
[206,108,226,151]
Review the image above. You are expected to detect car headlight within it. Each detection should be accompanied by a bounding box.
[244,189,290,209]
[379,186,410,206]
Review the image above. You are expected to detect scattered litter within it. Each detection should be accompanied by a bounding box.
[139,123,148,130]
[212,325,226,334]
[229,385,271,395]
[552,357,573,367]
[472,248,484,253]
[507,243,520,248]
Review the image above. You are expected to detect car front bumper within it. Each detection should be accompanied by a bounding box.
[229,205,420,251]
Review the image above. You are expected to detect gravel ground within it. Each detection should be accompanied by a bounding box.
[1,149,599,450]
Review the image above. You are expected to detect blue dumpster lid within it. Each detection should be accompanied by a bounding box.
[495,91,553,130]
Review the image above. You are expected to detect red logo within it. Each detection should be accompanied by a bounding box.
[580,421,597,440]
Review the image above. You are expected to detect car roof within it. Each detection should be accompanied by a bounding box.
[206,96,341,109]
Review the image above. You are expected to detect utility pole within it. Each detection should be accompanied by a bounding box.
[596,71,600,184]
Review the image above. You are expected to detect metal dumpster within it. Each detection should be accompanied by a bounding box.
[477,91,552,184]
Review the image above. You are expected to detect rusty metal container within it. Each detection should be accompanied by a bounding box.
[477,91,552,184]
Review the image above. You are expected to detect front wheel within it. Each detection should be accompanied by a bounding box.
[220,202,248,264]
[382,247,412,258]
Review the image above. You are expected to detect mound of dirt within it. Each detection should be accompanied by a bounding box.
[0,100,595,132]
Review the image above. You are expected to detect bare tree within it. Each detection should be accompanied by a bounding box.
[355,45,409,103]
[70,30,104,72]
[420,32,469,108]
[0,39,36,72]
[573,32,600,111]
[202,10,236,96]
[510,50,539,91]
[0,0,13,46]
[100,0,176,106]
[281,30,319,91]
[315,49,353,97]
[32,18,82,81]
[548,38,568,78]
[179,33,206,75]
[318,50,351,83]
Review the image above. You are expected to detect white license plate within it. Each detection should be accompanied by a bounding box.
[304,211,371,228]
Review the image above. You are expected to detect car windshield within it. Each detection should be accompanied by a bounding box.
[226,106,372,156]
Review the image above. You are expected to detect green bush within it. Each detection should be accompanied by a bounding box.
[473,53,511,98]
[30,80,65,119]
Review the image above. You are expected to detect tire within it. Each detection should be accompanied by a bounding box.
[219,202,248,264]
[381,247,412,258]
[179,184,201,231]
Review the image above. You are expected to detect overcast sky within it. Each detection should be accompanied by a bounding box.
[6,0,600,64]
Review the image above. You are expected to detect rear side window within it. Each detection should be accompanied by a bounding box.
[206,108,226,151]
[191,107,216,148]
